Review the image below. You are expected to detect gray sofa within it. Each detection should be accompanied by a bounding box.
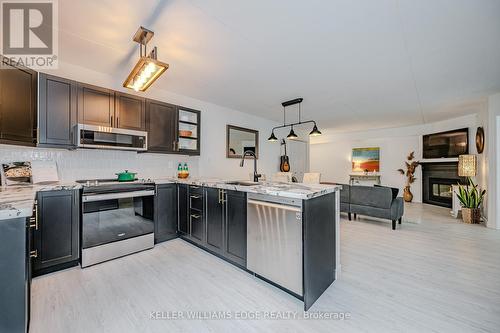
[339,184,404,230]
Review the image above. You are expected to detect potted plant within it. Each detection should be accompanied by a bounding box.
[456,179,486,224]
[397,151,420,202]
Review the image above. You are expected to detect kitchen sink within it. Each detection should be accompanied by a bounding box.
[224,181,261,186]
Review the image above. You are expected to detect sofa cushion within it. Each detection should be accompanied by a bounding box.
[350,204,392,220]
[374,184,399,199]
[350,186,393,209]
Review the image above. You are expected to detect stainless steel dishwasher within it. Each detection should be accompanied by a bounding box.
[247,193,303,296]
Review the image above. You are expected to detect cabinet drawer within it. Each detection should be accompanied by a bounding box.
[190,210,203,220]
[190,194,203,211]
[189,209,204,243]
[189,185,203,195]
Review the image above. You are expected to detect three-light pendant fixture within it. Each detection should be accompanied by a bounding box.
[123,27,169,92]
[268,98,322,141]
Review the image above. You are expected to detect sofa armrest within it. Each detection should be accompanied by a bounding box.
[390,197,404,220]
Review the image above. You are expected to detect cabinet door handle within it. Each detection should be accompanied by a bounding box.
[29,201,39,230]
[190,195,201,199]
[30,250,38,258]
[190,214,201,219]
[116,117,119,127]
[220,189,226,204]
[29,217,37,230]
[110,115,113,126]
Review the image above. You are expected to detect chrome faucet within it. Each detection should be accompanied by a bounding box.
[240,150,261,182]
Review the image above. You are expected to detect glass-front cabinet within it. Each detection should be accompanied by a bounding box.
[177,107,200,155]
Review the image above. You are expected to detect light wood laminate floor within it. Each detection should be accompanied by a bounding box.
[30,203,500,333]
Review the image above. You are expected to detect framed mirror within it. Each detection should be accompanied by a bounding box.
[226,125,259,158]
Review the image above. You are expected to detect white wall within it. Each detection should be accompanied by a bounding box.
[484,93,500,229]
[0,145,196,181]
[198,107,280,180]
[310,114,482,204]
[0,61,280,181]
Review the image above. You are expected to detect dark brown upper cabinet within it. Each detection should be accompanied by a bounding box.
[146,99,177,153]
[38,74,77,148]
[77,83,114,127]
[0,58,37,146]
[115,92,146,131]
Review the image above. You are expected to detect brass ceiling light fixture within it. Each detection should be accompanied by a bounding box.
[268,98,322,141]
[123,26,169,92]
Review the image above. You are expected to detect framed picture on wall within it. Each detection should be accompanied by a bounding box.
[352,147,380,172]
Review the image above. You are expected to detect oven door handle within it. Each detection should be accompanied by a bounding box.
[83,190,155,202]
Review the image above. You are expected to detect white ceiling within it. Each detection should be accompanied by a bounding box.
[57,0,500,131]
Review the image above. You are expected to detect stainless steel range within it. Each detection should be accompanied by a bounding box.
[78,179,155,267]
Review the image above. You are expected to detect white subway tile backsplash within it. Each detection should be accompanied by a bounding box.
[0,144,198,181]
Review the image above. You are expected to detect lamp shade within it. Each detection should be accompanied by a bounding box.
[267,132,278,142]
[458,155,477,177]
[287,127,298,140]
[309,124,322,137]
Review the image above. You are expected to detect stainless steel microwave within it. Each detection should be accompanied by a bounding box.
[74,124,148,151]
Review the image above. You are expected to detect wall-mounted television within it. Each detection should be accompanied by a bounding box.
[422,128,469,159]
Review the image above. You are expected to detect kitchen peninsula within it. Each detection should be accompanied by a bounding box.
[0,178,340,331]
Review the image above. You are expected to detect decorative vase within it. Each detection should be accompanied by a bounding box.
[403,186,413,202]
[461,208,481,224]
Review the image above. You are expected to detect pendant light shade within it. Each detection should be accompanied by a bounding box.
[267,132,278,142]
[287,127,298,140]
[309,124,322,137]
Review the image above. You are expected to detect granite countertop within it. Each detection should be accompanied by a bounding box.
[154,178,341,200]
[0,178,340,221]
[0,183,82,221]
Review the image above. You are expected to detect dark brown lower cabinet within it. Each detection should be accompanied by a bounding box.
[0,216,32,333]
[33,190,80,276]
[154,184,178,243]
[205,187,224,253]
[182,186,247,267]
[178,184,189,235]
[190,212,204,243]
[223,190,247,266]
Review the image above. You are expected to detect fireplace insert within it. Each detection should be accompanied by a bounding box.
[422,162,466,208]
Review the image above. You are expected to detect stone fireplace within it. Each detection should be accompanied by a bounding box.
[421,162,466,208]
